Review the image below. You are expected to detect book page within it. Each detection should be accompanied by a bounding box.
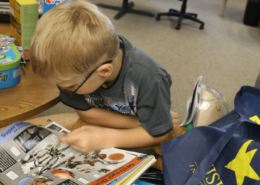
[0,121,153,185]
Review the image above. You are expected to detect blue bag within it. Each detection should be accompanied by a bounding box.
[161,86,260,185]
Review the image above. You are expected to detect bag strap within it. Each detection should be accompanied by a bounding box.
[185,118,248,185]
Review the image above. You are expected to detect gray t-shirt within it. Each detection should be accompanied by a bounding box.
[60,35,173,137]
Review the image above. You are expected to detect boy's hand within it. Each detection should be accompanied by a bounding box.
[58,112,181,154]
[58,126,113,154]
[170,111,186,138]
[171,111,179,125]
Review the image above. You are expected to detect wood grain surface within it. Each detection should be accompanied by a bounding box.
[0,112,80,132]
[0,23,60,128]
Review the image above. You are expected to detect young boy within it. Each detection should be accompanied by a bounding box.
[30,1,183,158]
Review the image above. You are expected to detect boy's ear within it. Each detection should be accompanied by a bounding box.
[96,64,113,77]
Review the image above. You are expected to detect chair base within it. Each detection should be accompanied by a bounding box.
[156,9,204,30]
[97,0,154,20]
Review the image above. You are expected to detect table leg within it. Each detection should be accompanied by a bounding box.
[219,0,228,16]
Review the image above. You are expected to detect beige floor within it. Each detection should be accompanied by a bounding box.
[30,0,260,122]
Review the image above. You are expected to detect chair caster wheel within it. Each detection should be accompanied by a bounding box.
[175,25,180,30]
[190,14,197,18]
[156,15,160,21]
[199,24,204,30]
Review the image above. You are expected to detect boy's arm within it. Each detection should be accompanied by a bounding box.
[76,108,179,129]
[76,108,141,129]
[59,124,168,154]
[59,112,180,154]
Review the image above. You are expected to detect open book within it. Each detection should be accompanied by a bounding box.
[0,120,156,185]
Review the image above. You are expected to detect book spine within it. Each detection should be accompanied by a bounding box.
[88,156,147,185]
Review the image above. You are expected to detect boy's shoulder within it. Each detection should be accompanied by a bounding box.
[119,35,171,82]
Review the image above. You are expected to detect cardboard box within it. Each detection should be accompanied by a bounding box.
[43,0,66,14]
[9,0,38,50]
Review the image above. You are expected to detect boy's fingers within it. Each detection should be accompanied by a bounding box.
[59,136,88,153]
[58,136,68,143]
[173,118,179,125]
[60,126,87,141]
[59,135,78,144]
[67,126,85,135]
[170,111,179,119]
[70,144,84,153]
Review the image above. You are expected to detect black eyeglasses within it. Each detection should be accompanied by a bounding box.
[58,60,113,98]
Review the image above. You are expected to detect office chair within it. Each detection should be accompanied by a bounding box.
[97,0,154,20]
[156,0,204,30]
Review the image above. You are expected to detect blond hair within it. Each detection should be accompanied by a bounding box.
[30,1,119,83]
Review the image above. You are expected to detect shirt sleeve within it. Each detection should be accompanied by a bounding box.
[59,90,91,111]
[136,75,173,137]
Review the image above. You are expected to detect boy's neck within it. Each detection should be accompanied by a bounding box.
[102,48,123,88]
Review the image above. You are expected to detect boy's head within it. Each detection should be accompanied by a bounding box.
[30,0,119,85]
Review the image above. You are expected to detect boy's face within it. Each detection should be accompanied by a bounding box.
[57,54,114,96]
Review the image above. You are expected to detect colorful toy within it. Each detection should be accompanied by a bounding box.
[0,35,21,89]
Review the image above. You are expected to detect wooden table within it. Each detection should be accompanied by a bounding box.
[0,113,80,132]
[0,23,60,128]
